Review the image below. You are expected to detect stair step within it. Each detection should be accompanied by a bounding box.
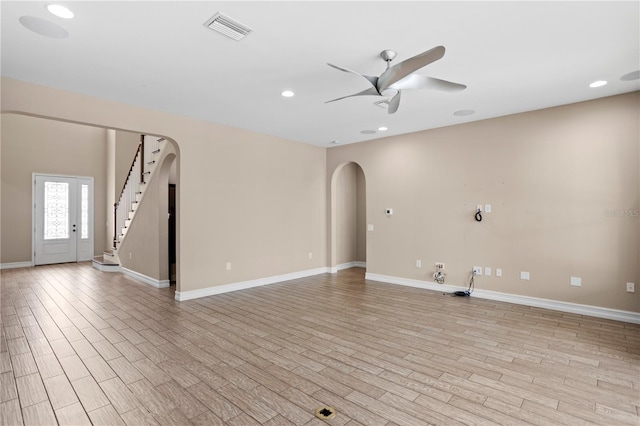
[152,149,161,154]
[92,255,119,266]
[92,255,120,272]
[147,160,155,165]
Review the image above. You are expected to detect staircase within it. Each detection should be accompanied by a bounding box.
[92,135,167,271]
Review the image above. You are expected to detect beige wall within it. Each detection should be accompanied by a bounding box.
[1,77,327,293]
[0,114,107,263]
[327,92,639,312]
[2,77,636,313]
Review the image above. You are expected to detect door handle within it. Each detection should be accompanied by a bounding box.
[72,224,76,232]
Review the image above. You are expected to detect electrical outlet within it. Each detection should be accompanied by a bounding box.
[627,282,635,293]
[435,262,445,270]
[484,267,492,276]
[226,262,231,271]
[416,260,422,268]
[308,252,313,259]
[520,271,530,280]
[129,252,132,259]
[571,277,582,287]
[496,268,502,277]
[473,266,482,276]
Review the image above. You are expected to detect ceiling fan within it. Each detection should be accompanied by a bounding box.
[326,46,466,114]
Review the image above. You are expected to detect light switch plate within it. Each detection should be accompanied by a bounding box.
[520,271,530,280]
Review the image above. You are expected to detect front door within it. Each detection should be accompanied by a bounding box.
[34,175,93,265]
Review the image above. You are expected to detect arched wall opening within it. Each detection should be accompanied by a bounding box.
[0,112,181,291]
[330,161,367,272]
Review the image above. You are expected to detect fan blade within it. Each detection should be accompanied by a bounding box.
[327,63,379,89]
[388,90,401,114]
[325,86,381,103]
[390,74,466,92]
[377,46,445,93]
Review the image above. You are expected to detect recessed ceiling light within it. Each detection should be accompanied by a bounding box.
[281,90,294,98]
[378,127,388,131]
[453,109,475,116]
[621,70,640,81]
[46,4,74,19]
[589,80,607,88]
[19,16,68,38]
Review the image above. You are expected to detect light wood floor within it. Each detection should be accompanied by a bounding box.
[1,264,639,425]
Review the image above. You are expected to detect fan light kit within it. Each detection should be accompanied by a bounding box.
[327,46,466,114]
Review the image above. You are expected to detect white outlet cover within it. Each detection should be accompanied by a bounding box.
[484,267,492,276]
[627,282,635,293]
[520,271,530,280]
[416,260,422,268]
[473,266,482,276]
[485,204,492,213]
[570,276,582,287]
[496,268,502,277]
[367,224,374,231]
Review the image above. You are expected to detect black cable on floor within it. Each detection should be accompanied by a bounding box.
[453,273,474,297]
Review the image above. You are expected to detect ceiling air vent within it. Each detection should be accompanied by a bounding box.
[204,12,252,41]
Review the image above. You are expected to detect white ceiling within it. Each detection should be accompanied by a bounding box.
[2,1,639,147]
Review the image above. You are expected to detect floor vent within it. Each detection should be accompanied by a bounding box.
[204,12,252,40]
[314,406,336,420]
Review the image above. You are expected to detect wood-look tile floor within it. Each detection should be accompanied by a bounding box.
[1,264,639,425]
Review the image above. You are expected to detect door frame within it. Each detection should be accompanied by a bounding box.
[32,173,94,266]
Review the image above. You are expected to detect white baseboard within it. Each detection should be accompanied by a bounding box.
[0,261,34,270]
[365,272,640,325]
[175,267,330,301]
[329,261,366,274]
[121,267,170,289]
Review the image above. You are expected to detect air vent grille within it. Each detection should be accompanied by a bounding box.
[204,12,252,40]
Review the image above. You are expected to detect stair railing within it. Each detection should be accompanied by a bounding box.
[113,136,144,248]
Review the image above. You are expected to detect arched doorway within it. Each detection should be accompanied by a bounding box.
[330,162,367,272]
